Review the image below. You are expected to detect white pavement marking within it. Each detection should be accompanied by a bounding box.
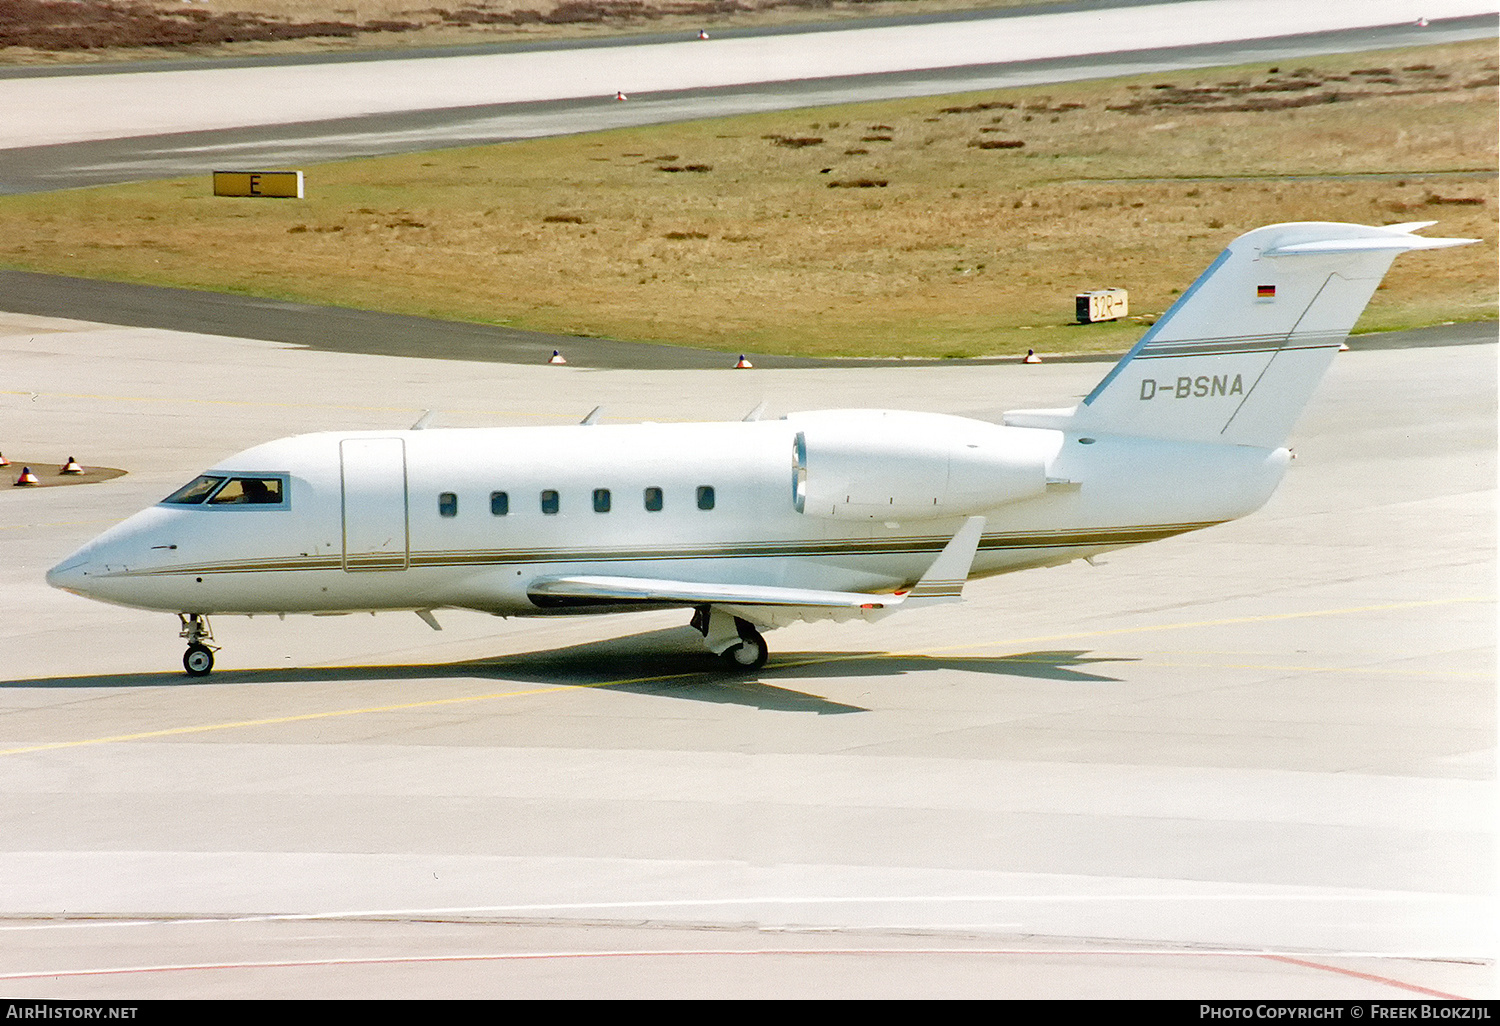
[0,743,1491,833]
[0,851,1489,954]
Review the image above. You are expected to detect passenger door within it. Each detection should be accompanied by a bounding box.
[340,438,409,571]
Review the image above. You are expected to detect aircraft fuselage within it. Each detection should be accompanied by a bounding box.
[48,411,1289,619]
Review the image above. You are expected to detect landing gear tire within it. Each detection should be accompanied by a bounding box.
[694,608,771,672]
[178,613,218,677]
[183,643,214,677]
[719,629,768,671]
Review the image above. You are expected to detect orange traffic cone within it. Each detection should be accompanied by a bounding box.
[1338,342,1350,352]
[0,452,9,466]
[548,350,567,365]
[735,354,754,369]
[1022,349,1042,364]
[14,466,38,486]
[698,29,709,39]
[615,91,628,102]
[61,456,83,474]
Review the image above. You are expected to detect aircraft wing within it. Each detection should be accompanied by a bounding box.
[527,516,986,627]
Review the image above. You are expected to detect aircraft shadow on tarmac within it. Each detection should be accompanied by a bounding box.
[1,627,1133,714]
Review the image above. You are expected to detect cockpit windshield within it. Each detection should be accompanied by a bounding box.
[161,474,287,507]
[162,475,225,505]
[208,477,283,505]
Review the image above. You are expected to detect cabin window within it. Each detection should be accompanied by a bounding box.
[438,492,458,518]
[490,491,509,516]
[593,488,611,513]
[644,487,663,512]
[162,475,226,505]
[697,486,715,511]
[541,490,560,515]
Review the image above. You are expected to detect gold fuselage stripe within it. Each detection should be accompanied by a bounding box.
[108,522,1223,579]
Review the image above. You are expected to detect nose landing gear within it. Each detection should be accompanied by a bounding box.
[178,613,218,676]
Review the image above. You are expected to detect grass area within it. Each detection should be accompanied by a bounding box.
[0,39,1494,358]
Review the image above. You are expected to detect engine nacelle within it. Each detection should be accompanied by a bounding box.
[789,411,1053,520]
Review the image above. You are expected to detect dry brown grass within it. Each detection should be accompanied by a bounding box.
[0,39,1493,357]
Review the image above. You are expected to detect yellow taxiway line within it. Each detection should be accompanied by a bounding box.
[0,595,1489,758]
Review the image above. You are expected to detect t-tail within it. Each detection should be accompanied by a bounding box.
[1006,222,1476,447]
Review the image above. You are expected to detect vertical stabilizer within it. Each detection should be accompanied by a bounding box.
[1009,222,1476,448]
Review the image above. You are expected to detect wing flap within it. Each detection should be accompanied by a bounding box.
[528,575,896,610]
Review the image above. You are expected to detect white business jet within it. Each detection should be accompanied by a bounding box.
[47,221,1474,676]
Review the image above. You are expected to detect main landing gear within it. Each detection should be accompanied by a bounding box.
[722,627,769,670]
[692,606,769,671]
[178,613,218,677]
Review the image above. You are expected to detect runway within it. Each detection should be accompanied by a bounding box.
[8,1,1493,149]
[0,7,1494,193]
[0,310,1491,997]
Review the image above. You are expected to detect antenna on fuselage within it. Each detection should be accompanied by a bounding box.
[580,406,604,425]
[410,410,437,430]
[742,400,767,422]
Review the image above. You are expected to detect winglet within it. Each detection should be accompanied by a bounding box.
[902,516,986,606]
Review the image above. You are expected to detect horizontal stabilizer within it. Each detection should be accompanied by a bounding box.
[1262,234,1477,256]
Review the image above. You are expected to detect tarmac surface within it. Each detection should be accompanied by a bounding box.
[0,310,1492,998]
[0,1,1494,999]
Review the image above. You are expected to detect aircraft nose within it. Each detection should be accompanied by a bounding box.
[46,555,91,594]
